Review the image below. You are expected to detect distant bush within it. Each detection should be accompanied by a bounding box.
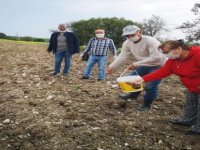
[20,36,33,41]
[0,32,6,38]
[33,38,45,42]
[6,36,19,41]
[0,34,48,43]
[44,39,49,43]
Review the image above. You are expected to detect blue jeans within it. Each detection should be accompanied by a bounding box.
[130,66,161,106]
[54,50,72,74]
[83,55,107,80]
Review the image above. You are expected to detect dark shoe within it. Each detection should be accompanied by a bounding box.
[97,79,103,81]
[185,130,200,135]
[137,105,151,112]
[82,76,89,79]
[168,119,193,126]
[50,72,58,76]
[118,92,141,100]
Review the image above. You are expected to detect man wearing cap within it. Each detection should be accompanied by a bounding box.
[108,25,167,111]
[47,23,79,76]
[81,29,117,81]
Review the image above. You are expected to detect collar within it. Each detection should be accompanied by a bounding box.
[96,37,106,40]
[133,36,142,44]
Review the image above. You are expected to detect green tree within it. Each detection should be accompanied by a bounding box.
[71,17,141,47]
[177,3,200,42]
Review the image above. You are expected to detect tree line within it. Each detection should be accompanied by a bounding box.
[1,3,199,46]
[70,3,199,47]
[0,33,48,43]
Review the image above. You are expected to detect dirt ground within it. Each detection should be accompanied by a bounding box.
[0,40,200,150]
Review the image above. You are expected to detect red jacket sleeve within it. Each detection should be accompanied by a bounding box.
[143,60,174,82]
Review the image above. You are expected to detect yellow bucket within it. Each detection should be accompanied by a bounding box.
[117,75,144,93]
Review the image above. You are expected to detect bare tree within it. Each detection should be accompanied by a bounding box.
[141,15,168,37]
[177,3,200,42]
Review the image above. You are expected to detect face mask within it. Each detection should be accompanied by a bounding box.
[165,52,180,59]
[59,30,66,33]
[96,34,105,38]
[129,36,140,42]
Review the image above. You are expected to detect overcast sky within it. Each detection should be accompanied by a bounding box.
[0,0,198,39]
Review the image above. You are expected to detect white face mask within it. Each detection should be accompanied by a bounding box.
[165,52,180,59]
[129,36,140,42]
[96,34,105,38]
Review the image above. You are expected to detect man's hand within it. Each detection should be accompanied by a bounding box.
[79,53,84,58]
[107,67,113,75]
[128,64,135,70]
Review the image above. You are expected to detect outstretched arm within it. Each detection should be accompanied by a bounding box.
[128,60,174,85]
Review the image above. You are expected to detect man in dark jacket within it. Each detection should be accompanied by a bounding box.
[47,24,80,76]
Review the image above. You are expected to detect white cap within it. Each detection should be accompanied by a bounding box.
[122,25,140,36]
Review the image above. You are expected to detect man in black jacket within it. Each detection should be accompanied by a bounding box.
[47,24,80,76]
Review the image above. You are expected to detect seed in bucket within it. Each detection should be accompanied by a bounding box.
[132,84,141,89]
[117,76,144,93]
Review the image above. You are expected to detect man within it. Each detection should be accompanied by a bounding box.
[47,24,79,76]
[81,29,117,81]
[108,25,167,111]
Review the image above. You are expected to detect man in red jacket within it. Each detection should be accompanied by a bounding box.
[130,40,200,135]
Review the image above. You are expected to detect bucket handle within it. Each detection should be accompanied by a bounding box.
[120,68,139,77]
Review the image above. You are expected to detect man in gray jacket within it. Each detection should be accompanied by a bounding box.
[108,25,167,111]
